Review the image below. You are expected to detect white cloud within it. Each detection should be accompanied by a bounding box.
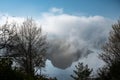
[0,15,25,25]
[40,13,114,50]
[40,14,113,37]
[49,7,63,14]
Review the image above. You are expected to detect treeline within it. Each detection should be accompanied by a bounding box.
[0,18,120,80]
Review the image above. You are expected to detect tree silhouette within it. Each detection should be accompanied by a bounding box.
[0,57,26,80]
[100,20,120,64]
[98,20,120,80]
[71,62,92,80]
[0,19,48,76]
[0,22,17,56]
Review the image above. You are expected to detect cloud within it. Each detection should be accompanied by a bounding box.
[40,13,113,39]
[39,10,114,69]
[0,8,115,70]
[47,39,93,69]
[0,15,25,25]
[49,7,63,14]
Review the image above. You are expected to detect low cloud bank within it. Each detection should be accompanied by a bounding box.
[40,9,114,69]
[0,8,115,69]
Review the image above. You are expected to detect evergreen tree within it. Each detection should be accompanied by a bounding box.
[71,62,92,80]
[98,20,120,80]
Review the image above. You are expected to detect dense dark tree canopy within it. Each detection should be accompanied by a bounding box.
[0,57,25,80]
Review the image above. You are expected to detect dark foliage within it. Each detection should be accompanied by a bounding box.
[0,57,57,80]
[71,62,93,80]
[0,57,25,80]
[97,20,120,80]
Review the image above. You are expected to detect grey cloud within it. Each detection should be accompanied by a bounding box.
[47,38,93,69]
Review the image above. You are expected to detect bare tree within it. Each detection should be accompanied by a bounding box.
[0,22,17,56]
[0,19,47,76]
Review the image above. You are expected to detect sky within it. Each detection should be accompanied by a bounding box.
[0,0,120,80]
[0,0,120,18]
